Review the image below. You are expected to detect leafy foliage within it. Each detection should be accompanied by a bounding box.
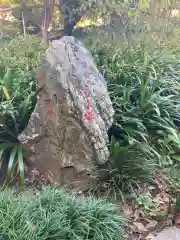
[0,143,24,186]
[0,35,45,186]
[88,34,180,195]
[0,187,126,240]
[108,137,156,193]
[136,194,165,218]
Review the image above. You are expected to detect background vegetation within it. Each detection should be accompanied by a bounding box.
[80,1,179,201]
[89,34,180,194]
[0,0,180,238]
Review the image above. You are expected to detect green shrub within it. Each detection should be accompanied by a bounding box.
[88,38,180,195]
[0,187,126,240]
[0,35,44,137]
[108,138,157,192]
[91,40,180,162]
[135,194,165,218]
[0,35,45,186]
[91,138,157,200]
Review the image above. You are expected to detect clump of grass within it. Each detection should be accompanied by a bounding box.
[0,187,126,240]
[0,35,45,186]
[90,138,157,200]
[108,138,157,192]
[0,35,45,135]
[88,37,180,196]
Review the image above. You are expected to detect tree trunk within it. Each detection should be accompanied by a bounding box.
[42,0,55,42]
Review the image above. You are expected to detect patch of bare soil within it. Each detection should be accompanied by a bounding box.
[14,164,52,190]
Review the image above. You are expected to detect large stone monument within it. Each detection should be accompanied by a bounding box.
[19,36,114,190]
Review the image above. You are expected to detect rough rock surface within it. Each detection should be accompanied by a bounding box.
[19,36,114,190]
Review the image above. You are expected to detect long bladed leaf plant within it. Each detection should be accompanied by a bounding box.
[0,35,44,187]
[89,37,180,196]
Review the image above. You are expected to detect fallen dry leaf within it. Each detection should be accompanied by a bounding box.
[155,174,168,191]
[130,223,137,232]
[153,191,170,214]
[146,220,158,229]
[161,191,170,203]
[134,209,145,221]
[123,204,134,218]
[133,221,148,233]
[145,233,155,240]
[134,209,141,221]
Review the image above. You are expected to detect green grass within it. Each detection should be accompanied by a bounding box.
[0,187,126,240]
[0,35,45,186]
[0,39,9,48]
[0,35,44,138]
[88,35,180,196]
